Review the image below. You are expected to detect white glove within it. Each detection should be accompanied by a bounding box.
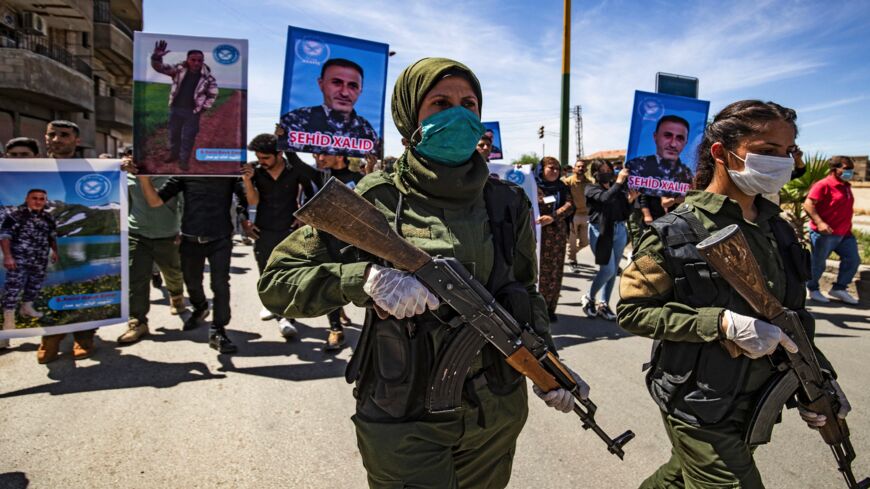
[362,264,439,319]
[532,367,590,413]
[797,379,851,428]
[723,310,799,359]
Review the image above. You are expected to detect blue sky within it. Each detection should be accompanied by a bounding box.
[144,0,870,163]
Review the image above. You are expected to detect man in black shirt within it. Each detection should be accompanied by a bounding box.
[241,134,312,339]
[137,174,246,354]
[286,151,362,350]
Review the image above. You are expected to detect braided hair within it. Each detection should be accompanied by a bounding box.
[694,100,798,189]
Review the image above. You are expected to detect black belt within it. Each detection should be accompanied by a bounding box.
[181,234,228,244]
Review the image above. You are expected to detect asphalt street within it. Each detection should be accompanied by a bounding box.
[1,241,868,488]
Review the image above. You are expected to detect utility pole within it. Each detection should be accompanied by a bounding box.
[559,0,571,167]
[573,105,584,160]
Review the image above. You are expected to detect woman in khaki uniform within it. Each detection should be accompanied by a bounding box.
[259,58,586,489]
[617,100,852,488]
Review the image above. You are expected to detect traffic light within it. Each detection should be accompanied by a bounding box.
[538,126,544,139]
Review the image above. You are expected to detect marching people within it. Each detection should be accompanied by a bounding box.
[240,134,311,339]
[136,172,248,354]
[583,160,637,321]
[535,156,574,321]
[563,158,591,271]
[804,155,860,304]
[617,100,851,487]
[118,154,186,344]
[259,57,588,488]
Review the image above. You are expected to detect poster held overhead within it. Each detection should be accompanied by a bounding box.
[0,159,128,339]
[624,90,710,196]
[133,32,248,176]
[278,26,389,158]
[482,121,504,160]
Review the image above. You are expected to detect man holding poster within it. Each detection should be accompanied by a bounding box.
[280,58,379,155]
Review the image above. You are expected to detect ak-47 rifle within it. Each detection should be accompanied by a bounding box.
[294,178,635,459]
[697,224,869,489]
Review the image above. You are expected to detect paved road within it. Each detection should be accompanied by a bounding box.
[1,242,868,488]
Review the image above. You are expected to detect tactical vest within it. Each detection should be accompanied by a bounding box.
[339,179,533,424]
[644,204,812,426]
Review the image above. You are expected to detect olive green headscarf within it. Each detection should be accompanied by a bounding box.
[391,58,490,209]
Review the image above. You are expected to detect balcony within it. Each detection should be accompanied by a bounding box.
[95,95,132,129]
[93,0,134,77]
[0,48,93,112]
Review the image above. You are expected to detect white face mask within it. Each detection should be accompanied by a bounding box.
[727,151,794,196]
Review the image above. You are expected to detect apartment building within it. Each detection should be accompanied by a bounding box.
[0,0,141,157]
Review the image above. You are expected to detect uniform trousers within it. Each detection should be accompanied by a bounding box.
[353,383,528,489]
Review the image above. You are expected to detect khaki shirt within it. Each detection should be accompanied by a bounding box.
[562,173,590,216]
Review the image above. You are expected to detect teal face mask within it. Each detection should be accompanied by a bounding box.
[413,106,485,166]
[841,169,854,181]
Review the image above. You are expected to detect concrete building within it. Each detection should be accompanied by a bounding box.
[0,0,141,157]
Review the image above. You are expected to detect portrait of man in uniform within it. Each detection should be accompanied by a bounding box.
[1,189,59,330]
[279,58,379,155]
[625,114,694,196]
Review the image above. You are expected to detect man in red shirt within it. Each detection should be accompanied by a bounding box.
[804,155,859,304]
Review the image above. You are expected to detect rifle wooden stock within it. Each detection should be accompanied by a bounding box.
[505,348,560,391]
[697,224,868,488]
[294,178,431,272]
[695,224,784,320]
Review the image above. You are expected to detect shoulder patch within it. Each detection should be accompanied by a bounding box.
[354,171,394,196]
[619,254,672,300]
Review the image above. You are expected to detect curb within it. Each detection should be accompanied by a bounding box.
[821,259,870,305]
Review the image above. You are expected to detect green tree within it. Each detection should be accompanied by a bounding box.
[511,152,539,167]
[779,152,829,243]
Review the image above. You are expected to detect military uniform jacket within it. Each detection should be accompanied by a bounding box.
[280,105,380,155]
[0,206,57,263]
[626,154,694,197]
[258,170,552,360]
[617,191,831,424]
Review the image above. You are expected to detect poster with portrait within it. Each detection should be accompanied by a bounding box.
[624,91,710,196]
[0,159,128,339]
[133,32,248,176]
[482,121,504,160]
[278,26,389,157]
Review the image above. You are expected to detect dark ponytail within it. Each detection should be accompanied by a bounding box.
[694,100,798,189]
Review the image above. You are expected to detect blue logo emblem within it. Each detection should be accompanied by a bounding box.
[505,169,525,185]
[213,44,240,65]
[75,174,112,201]
[639,97,664,121]
[295,36,330,65]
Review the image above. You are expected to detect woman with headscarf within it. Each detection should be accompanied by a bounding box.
[617,100,852,487]
[258,58,587,488]
[535,156,574,321]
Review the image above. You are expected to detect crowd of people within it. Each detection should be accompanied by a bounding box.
[0,59,865,487]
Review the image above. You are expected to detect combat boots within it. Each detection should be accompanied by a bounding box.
[37,335,62,364]
[19,302,44,319]
[1,309,14,348]
[117,319,149,344]
[169,295,186,315]
[72,336,95,360]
